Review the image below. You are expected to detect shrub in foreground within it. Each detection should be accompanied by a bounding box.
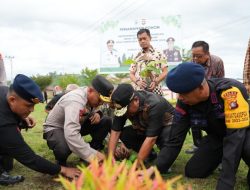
[57,156,191,190]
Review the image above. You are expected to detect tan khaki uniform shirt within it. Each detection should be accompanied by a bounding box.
[43,87,97,161]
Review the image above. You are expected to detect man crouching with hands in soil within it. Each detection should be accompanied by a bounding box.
[0,74,80,185]
[108,83,174,168]
[43,75,113,166]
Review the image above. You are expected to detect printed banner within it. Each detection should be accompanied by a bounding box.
[99,16,182,73]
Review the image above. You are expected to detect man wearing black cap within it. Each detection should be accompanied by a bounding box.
[0,74,80,185]
[43,75,113,165]
[163,37,182,62]
[161,62,250,189]
[108,83,174,167]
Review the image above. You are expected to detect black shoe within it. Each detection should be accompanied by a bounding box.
[185,145,198,154]
[0,171,24,186]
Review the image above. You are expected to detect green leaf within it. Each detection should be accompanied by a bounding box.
[123,59,135,65]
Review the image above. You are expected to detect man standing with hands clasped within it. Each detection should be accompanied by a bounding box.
[129,28,167,96]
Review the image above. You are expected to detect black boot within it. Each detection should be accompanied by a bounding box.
[0,171,24,186]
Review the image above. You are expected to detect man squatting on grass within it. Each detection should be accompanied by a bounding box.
[158,62,250,190]
[108,83,174,168]
[0,74,80,185]
[43,75,113,166]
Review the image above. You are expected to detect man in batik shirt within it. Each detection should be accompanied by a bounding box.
[129,29,167,96]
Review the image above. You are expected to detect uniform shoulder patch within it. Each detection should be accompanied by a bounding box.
[221,86,249,129]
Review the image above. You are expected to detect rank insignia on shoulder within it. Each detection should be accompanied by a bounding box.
[229,101,238,109]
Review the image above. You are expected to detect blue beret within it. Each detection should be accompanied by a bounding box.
[12,74,44,103]
[166,62,205,93]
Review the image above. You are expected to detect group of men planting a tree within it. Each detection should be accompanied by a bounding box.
[1,29,250,190]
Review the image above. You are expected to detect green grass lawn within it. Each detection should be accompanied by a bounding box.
[0,103,248,190]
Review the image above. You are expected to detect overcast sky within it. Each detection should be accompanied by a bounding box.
[0,0,249,80]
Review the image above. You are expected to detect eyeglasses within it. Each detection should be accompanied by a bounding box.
[192,54,205,59]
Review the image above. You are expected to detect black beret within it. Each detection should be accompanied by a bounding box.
[107,40,114,44]
[92,75,114,102]
[167,37,175,42]
[111,84,134,116]
[166,62,205,93]
[12,74,44,103]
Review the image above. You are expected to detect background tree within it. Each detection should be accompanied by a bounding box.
[80,68,99,86]
[56,74,80,89]
[31,74,52,91]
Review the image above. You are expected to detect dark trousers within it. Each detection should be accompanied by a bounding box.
[44,116,111,163]
[191,126,203,147]
[0,156,13,173]
[185,131,250,189]
[241,129,250,188]
[185,135,223,178]
[119,125,171,155]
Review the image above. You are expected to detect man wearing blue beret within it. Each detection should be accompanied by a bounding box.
[158,62,250,189]
[185,41,225,155]
[0,74,80,185]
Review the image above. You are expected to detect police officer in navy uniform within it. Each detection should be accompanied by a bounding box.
[0,74,80,185]
[108,84,174,167]
[163,37,182,62]
[157,62,250,189]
